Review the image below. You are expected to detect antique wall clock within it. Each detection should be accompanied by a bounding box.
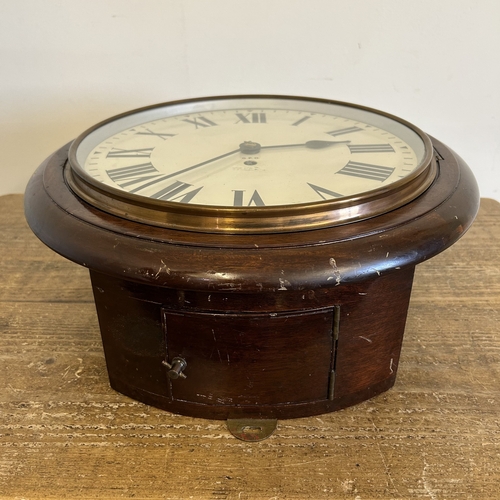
[25,95,478,440]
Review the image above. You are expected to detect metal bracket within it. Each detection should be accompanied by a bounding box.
[226,418,278,442]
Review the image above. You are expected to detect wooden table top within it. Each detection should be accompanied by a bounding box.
[1,194,499,499]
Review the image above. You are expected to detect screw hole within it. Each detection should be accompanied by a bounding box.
[241,426,263,434]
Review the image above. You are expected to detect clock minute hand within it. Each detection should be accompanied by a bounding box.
[129,147,242,193]
[129,140,349,195]
[161,147,242,179]
[152,139,349,181]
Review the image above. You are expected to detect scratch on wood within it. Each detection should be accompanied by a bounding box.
[328,257,342,286]
[74,358,84,378]
[279,278,291,290]
[212,329,222,363]
[371,420,405,498]
[422,456,438,500]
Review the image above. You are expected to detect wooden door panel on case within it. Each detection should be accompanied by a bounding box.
[163,308,336,406]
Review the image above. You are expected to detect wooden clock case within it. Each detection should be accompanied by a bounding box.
[24,137,479,420]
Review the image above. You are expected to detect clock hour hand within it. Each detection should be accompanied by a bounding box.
[130,140,349,194]
[242,140,350,154]
[304,140,351,149]
[151,140,349,181]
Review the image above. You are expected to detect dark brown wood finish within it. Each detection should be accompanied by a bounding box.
[87,267,414,419]
[24,134,479,420]
[3,194,499,499]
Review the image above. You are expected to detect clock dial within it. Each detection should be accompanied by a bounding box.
[72,97,430,208]
[67,96,435,233]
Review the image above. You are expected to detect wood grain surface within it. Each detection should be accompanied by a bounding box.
[1,194,499,499]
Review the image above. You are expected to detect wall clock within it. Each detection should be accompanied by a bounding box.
[25,95,479,440]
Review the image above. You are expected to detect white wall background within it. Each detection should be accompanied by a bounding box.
[1,0,499,200]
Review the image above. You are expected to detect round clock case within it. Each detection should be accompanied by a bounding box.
[25,95,479,422]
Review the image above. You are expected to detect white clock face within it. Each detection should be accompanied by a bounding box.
[73,97,429,208]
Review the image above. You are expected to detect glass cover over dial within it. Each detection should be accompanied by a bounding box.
[68,96,435,232]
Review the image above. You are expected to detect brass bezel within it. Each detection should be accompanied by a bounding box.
[66,95,436,234]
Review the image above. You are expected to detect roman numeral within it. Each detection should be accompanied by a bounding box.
[235,112,267,124]
[233,190,265,206]
[326,126,362,137]
[183,117,218,128]
[106,162,161,188]
[307,183,343,200]
[348,144,395,154]
[150,180,203,203]
[106,148,154,158]
[292,116,311,126]
[337,161,394,182]
[135,129,176,140]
